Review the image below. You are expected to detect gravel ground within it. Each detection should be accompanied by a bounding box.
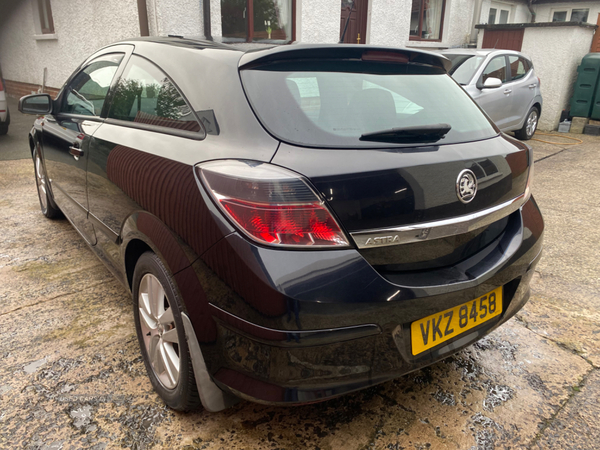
[1,99,599,449]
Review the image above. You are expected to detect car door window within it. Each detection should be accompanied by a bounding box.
[107,55,201,133]
[481,56,507,84]
[508,56,530,81]
[62,53,123,116]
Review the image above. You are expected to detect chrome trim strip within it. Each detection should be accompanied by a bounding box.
[350,194,527,249]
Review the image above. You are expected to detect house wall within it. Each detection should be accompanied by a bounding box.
[368,0,412,47]
[296,0,340,44]
[532,2,600,25]
[0,0,140,94]
[146,0,203,37]
[520,25,596,130]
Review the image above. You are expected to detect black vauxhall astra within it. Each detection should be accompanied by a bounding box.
[19,38,543,412]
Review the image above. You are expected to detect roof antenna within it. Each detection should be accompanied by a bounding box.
[339,0,355,44]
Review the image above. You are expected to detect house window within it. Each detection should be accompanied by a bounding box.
[570,9,589,23]
[488,4,510,24]
[552,8,589,23]
[219,0,295,43]
[37,0,54,34]
[410,0,445,41]
[552,11,568,22]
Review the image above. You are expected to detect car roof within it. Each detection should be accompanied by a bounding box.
[439,48,530,59]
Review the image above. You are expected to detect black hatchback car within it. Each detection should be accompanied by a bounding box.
[19,38,543,412]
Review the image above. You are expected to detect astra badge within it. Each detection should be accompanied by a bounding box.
[456,169,477,204]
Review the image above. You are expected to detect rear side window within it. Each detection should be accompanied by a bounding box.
[108,55,201,133]
[508,56,531,81]
[481,56,507,84]
[241,61,497,148]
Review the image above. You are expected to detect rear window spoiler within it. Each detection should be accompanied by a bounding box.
[238,44,451,72]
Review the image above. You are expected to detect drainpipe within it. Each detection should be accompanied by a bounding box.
[203,0,212,40]
[526,0,536,23]
[137,0,150,36]
[469,0,484,46]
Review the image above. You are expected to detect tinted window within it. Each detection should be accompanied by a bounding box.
[481,56,507,84]
[508,56,530,81]
[241,61,497,148]
[108,55,201,133]
[62,53,123,116]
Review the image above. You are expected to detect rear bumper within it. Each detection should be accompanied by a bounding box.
[195,196,544,405]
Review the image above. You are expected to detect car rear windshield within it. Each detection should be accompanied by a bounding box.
[240,60,497,148]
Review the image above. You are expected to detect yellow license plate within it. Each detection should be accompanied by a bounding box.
[411,286,503,356]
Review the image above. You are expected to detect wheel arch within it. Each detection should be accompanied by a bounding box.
[121,211,238,411]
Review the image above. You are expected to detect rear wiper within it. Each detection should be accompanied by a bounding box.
[360,123,452,143]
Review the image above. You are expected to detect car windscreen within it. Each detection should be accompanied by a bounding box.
[240,60,497,148]
[445,54,486,85]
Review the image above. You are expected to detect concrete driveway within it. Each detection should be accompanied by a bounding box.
[1,96,599,449]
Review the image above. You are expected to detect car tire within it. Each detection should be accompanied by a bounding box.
[0,110,8,135]
[132,251,202,411]
[515,106,539,140]
[33,145,62,219]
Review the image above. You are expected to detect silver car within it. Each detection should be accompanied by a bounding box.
[440,49,542,140]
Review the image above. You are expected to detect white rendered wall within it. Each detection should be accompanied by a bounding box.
[532,2,600,25]
[146,0,203,37]
[0,0,139,90]
[368,0,411,47]
[296,0,340,43]
[520,26,596,130]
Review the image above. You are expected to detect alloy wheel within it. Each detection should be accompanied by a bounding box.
[35,152,48,211]
[526,110,538,137]
[138,273,180,390]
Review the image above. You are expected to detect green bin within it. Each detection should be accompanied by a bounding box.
[570,53,600,118]
[592,80,600,120]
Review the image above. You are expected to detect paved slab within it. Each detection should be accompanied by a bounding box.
[0,123,598,449]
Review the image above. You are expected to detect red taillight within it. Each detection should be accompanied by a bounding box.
[0,78,4,91]
[197,160,349,248]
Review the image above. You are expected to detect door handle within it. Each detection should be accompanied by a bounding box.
[69,146,84,160]
[528,84,537,88]
[504,89,512,94]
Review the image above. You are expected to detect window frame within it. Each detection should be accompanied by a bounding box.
[103,53,206,140]
[37,0,55,34]
[219,0,296,44]
[409,0,447,42]
[551,7,590,23]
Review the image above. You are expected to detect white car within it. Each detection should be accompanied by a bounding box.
[440,49,543,140]
[0,68,9,135]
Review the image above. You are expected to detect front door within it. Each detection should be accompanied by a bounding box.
[42,52,124,244]
[340,0,368,44]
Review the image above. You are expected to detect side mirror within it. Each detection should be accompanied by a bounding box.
[480,77,503,89]
[19,94,53,115]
